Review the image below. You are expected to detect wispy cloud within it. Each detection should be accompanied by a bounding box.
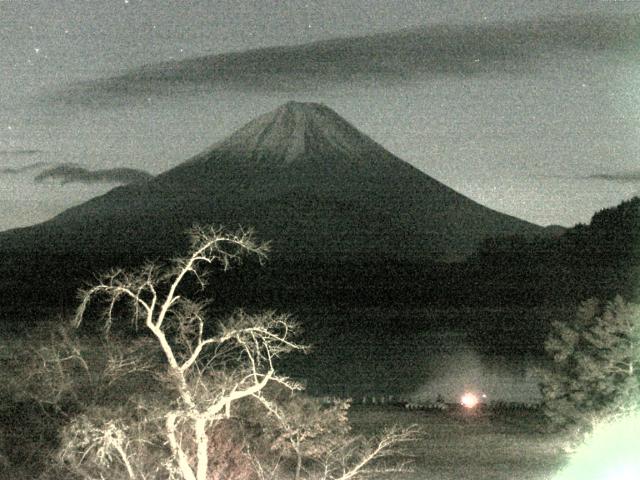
[585,171,640,183]
[0,161,48,174]
[538,171,640,184]
[0,149,43,156]
[34,164,153,185]
[50,13,640,106]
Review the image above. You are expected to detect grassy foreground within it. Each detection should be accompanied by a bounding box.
[347,404,568,480]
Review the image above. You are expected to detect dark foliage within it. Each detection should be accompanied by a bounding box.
[0,395,67,479]
[539,296,640,431]
[469,196,640,305]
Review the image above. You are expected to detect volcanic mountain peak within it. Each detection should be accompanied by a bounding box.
[208,101,394,169]
[0,100,550,308]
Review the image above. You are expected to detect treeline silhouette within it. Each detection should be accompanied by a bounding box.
[191,196,640,310]
[467,196,640,306]
[0,197,637,321]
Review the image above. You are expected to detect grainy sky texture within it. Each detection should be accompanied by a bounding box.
[1,0,640,230]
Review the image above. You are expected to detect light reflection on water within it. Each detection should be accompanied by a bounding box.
[287,308,551,402]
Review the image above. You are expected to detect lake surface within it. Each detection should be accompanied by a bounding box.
[281,306,559,403]
[0,304,558,403]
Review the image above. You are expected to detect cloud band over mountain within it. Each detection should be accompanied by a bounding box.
[586,171,640,183]
[50,13,640,106]
[34,164,153,185]
[0,149,43,156]
[0,162,49,174]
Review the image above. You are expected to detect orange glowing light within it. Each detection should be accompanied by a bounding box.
[461,392,479,408]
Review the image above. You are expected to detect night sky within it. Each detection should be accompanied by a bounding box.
[2,0,640,230]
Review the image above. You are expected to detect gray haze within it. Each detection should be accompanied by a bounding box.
[409,344,542,403]
[1,1,640,230]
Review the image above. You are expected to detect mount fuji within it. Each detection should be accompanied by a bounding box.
[0,102,549,308]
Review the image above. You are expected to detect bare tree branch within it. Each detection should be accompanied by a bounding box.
[68,227,306,480]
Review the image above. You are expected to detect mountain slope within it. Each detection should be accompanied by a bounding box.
[0,102,544,263]
[0,102,552,312]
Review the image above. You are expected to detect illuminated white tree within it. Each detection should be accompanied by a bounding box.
[62,226,420,480]
[72,226,307,480]
[255,394,420,480]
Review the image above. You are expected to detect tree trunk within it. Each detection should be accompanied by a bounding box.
[166,413,197,480]
[195,417,209,480]
[294,444,302,480]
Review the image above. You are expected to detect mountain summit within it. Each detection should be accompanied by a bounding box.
[207,101,396,170]
[171,101,408,192]
[0,102,548,308]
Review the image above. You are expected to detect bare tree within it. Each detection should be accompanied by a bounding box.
[46,226,421,480]
[263,395,352,480]
[71,226,307,480]
[255,403,421,480]
[317,425,420,480]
